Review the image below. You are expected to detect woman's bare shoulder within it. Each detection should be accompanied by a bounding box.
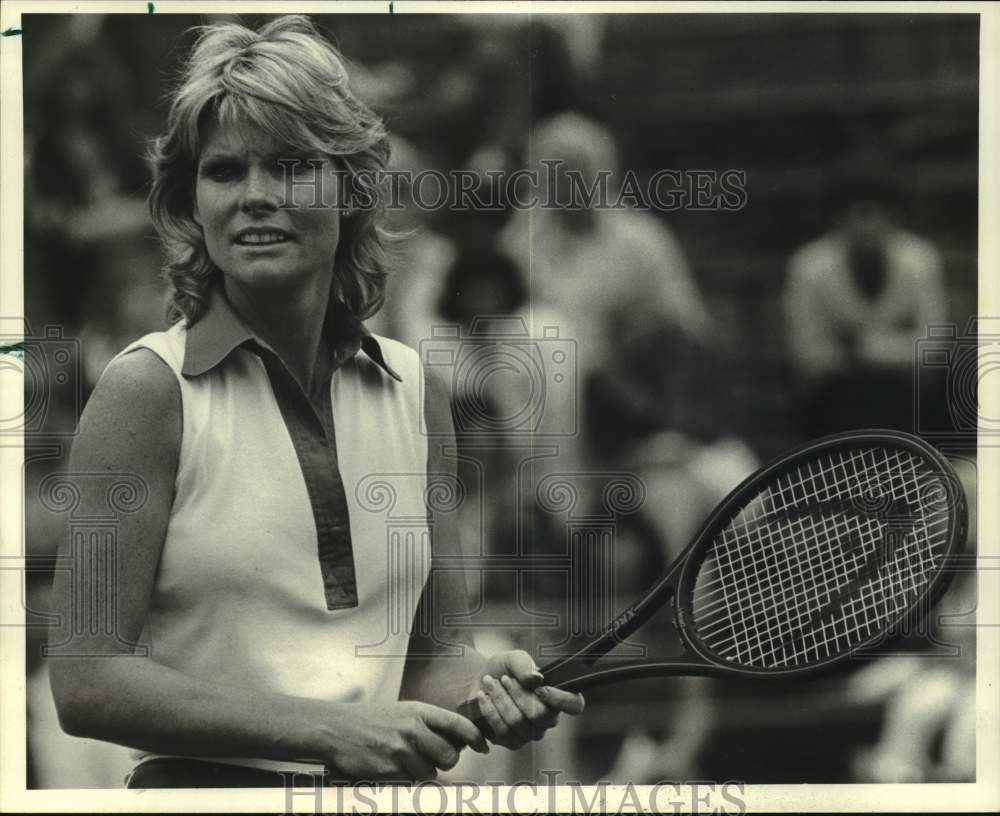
[72,346,181,474]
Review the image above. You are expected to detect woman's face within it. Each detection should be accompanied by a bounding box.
[194,117,343,291]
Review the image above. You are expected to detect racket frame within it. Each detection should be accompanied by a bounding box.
[540,429,967,690]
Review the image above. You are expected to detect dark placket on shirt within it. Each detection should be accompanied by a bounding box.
[256,349,359,611]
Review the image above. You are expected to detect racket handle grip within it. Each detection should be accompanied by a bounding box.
[456,697,495,742]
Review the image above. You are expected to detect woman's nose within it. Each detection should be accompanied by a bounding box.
[239,167,281,213]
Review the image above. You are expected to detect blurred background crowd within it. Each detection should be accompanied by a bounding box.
[19,12,979,788]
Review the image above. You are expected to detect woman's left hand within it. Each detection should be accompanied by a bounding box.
[474,650,585,750]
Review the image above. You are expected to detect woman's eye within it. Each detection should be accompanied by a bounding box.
[201,162,242,181]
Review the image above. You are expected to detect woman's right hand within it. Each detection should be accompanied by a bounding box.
[318,701,489,782]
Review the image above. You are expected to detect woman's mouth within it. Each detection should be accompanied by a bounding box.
[234,229,292,246]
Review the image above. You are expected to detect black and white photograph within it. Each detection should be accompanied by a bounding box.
[0,2,996,813]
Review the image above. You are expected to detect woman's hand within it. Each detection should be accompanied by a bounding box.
[320,700,489,782]
[474,651,585,750]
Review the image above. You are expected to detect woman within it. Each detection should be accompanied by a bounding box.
[48,15,583,788]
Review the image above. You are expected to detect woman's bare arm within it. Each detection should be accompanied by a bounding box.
[399,363,485,709]
[47,348,331,759]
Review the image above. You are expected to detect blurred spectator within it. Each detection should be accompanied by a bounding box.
[782,155,947,437]
[498,112,711,465]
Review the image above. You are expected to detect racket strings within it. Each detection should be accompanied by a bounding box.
[705,452,944,666]
[694,448,935,612]
[690,446,951,669]
[715,453,941,666]
[694,448,925,607]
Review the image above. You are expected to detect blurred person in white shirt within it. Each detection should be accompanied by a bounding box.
[782,158,947,436]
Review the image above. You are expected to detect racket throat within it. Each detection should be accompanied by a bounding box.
[540,570,685,688]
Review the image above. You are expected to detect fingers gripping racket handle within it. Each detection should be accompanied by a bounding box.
[456,697,492,740]
[455,656,713,742]
[453,662,587,740]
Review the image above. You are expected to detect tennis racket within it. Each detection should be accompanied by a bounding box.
[471,429,967,704]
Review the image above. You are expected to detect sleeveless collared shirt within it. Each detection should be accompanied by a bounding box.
[116,291,433,771]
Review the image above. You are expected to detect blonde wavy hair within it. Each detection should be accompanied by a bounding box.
[148,15,391,325]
